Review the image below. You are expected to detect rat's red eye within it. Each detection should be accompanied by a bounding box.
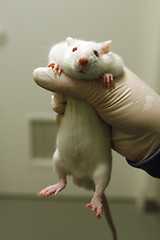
[72,47,77,52]
[94,50,99,57]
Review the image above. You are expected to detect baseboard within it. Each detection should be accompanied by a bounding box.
[0,193,135,204]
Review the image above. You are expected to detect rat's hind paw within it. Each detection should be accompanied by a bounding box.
[86,201,103,219]
[48,62,63,75]
[37,182,66,197]
[101,73,114,89]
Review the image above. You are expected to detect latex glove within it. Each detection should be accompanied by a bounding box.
[51,93,67,125]
[33,66,160,162]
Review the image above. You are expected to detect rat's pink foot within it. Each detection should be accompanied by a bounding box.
[37,181,66,197]
[48,62,63,75]
[86,198,103,219]
[101,73,113,88]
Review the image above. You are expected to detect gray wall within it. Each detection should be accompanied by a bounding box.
[0,0,160,202]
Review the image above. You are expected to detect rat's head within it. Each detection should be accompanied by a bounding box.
[62,37,112,80]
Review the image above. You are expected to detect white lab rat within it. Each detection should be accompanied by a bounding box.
[38,37,123,240]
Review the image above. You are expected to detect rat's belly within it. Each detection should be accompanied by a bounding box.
[56,97,111,172]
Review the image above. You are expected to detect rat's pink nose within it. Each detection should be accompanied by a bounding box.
[79,58,88,66]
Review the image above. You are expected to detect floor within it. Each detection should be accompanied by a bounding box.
[0,195,160,240]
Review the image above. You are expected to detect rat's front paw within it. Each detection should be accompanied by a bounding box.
[48,62,63,75]
[101,73,114,89]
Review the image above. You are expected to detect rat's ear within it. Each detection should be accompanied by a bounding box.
[66,37,75,46]
[101,40,112,54]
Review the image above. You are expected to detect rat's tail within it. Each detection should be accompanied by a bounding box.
[102,194,117,240]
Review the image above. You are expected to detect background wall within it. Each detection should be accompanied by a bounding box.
[0,0,160,202]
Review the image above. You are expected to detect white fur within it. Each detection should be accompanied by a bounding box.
[49,39,123,80]
[54,97,112,190]
[49,38,123,192]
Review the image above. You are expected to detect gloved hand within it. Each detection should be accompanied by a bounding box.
[51,93,67,125]
[33,66,160,171]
